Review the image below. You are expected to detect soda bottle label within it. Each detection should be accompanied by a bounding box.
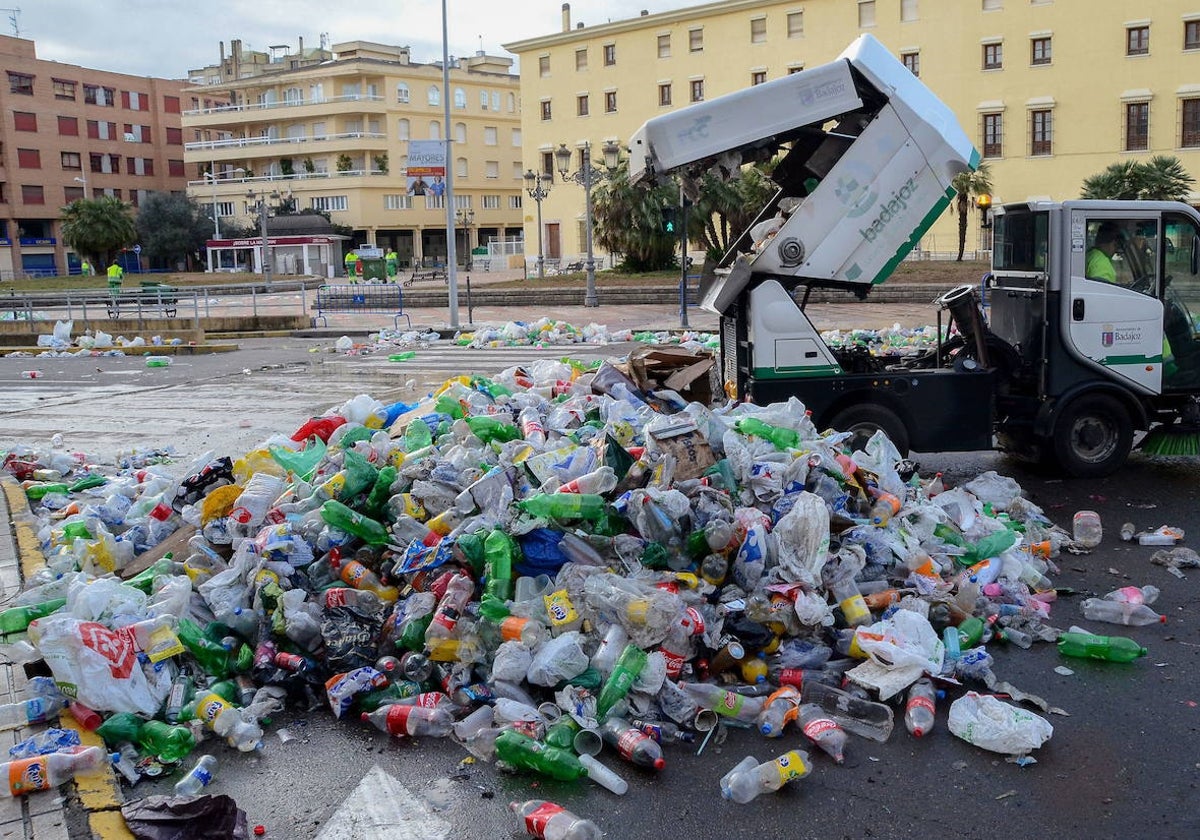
[770,751,809,785]
[340,561,368,587]
[144,625,184,663]
[500,616,531,642]
[713,691,745,717]
[398,494,425,519]
[8,756,51,795]
[802,717,841,739]
[616,728,648,760]
[24,697,49,724]
[430,607,459,634]
[198,694,229,725]
[682,606,705,637]
[543,590,579,630]
[325,589,350,608]
[192,765,213,787]
[523,802,565,837]
[412,692,443,709]
[839,593,871,625]
[906,695,935,714]
[660,647,686,679]
[626,599,650,625]
[384,704,414,735]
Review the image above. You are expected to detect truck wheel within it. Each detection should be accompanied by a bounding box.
[828,405,910,456]
[1051,394,1132,477]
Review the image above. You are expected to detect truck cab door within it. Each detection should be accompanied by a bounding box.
[1162,213,1200,390]
[1066,213,1164,393]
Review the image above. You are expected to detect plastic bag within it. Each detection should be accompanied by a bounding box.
[321,606,382,673]
[855,609,944,674]
[963,470,1023,508]
[947,691,1053,755]
[491,641,533,683]
[771,491,830,587]
[53,320,74,343]
[526,631,589,686]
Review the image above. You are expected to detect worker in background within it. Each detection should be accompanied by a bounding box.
[106,260,123,292]
[343,248,358,280]
[385,248,399,281]
[80,259,93,277]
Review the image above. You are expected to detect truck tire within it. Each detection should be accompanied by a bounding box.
[1051,393,1133,478]
[828,404,910,456]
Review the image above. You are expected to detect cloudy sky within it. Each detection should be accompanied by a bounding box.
[23,1,701,79]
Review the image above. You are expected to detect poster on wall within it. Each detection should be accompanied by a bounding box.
[407,140,446,198]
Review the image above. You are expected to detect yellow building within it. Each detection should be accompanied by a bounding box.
[505,0,1200,266]
[182,40,524,273]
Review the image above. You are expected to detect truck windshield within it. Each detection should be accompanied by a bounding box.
[994,211,1049,272]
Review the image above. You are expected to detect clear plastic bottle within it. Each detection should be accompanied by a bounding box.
[1103,585,1160,606]
[360,704,454,738]
[2,746,111,796]
[597,717,665,770]
[757,685,800,737]
[191,692,263,752]
[903,677,937,737]
[0,693,67,731]
[720,750,812,804]
[678,682,765,724]
[509,799,603,840]
[174,754,217,797]
[1081,597,1166,626]
[1072,510,1102,549]
[799,681,894,742]
[425,572,475,641]
[797,703,846,764]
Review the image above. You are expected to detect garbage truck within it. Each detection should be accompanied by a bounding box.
[628,33,1200,477]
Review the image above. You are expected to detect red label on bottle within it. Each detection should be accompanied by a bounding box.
[802,717,841,738]
[660,648,686,679]
[616,728,647,759]
[384,704,413,736]
[324,589,349,608]
[777,668,805,688]
[523,802,564,837]
[683,607,705,637]
[413,692,443,709]
[906,695,936,714]
[9,756,50,795]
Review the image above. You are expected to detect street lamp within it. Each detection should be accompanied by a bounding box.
[455,207,474,269]
[205,167,245,238]
[523,169,552,279]
[246,188,281,283]
[555,139,620,307]
[73,175,87,194]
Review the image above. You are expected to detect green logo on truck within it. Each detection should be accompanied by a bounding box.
[858,176,920,243]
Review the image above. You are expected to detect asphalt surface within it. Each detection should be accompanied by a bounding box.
[2,336,1199,839]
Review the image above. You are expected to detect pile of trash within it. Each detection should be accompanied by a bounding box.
[820,324,943,357]
[452,318,719,350]
[332,329,442,357]
[0,352,1164,825]
[19,320,186,358]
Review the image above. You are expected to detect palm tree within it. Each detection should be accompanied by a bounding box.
[592,159,679,271]
[1081,154,1194,201]
[688,165,778,260]
[951,163,993,262]
[60,196,137,269]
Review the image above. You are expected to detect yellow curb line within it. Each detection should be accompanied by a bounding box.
[2,478,131,837]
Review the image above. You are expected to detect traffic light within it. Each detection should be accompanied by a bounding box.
[661,205,678,235]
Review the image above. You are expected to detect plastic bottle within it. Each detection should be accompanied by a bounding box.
[1,746,111,796]
[191,691,264,752]
[174,754,217,797]
[1080,598,1166,626]
[138,720,197,763]
[1057,631,1147,662]
[0,598,67,634]
[678,682,765,723]
[829,575,872,627]
[597,717,665,770]
[1103,585,1160,606]
[323,587,387,612]
[903,677,937,737]
[720,750,813,804]
[509,799,603,840]
[595,644,647,720]
[0,693,67,730]
[556,466,617,495]
[360,704,454,738]
[517,493,608,521]
[177,618,232,678]
[1072,510,1102,549]
[1119,522,1136,542]
[733,417,800,450]
[799,681,894,742]
[320,500,391,546]
[868,490,902,527]
[493,730,588,781]
[338,559,399,602]
[425,572,475,641]
[740,653,769,685]
[757,685,800,737]
[796,703,846,764]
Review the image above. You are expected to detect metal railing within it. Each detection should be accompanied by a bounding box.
[183,94,386,117]
[185,131,387,152]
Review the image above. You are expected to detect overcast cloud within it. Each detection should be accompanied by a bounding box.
[23,1,699,79]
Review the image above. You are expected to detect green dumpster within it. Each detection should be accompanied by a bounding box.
[360,257,387,283]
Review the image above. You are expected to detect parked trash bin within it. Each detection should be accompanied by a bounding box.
[360,257,387,283]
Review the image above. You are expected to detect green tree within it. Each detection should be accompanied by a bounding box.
[686,165,778,260]
[1081,154,1194,201]
[135,192,212,269]
[59,196,136,268]
[951,162,994,262]
[592,159,680,271]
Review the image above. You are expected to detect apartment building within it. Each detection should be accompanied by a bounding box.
[0,35,190,277]
[504,0,1200,265]
[182,39,524,270]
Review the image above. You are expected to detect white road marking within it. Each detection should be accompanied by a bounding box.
[315,765,452,840]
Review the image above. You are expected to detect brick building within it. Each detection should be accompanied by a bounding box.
[0,35,189,278]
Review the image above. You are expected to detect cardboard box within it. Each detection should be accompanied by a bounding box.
[648,415,716,481]
[624,346,717,406]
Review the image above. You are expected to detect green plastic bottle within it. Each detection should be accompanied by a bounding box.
[365,466,397,520]
[483,529,515,601]
[25,482,70,500]
[493,730,588,781]
[177,619,232,677]
[138,720,196,764]
[464,416,521,444]
[68,474,107,492]
[1057,631,1147,663]
[96,712,144,748]
[517,493,608,521]
[125,557,181,594]
[956,616,986,648]
[595,644,648,720]
[733,417,800,450]
[0,598,67,634]
[320,500,390,545]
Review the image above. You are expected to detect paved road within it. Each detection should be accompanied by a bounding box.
[2,338,1199,839]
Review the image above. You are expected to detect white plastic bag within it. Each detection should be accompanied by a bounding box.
[964,470,1024,509]
[948,691,1053,755]
[526,631,589,686]
[771,491,830,587]
[53,320,74,343]
[855,609,944,674]
[491,641,534,683]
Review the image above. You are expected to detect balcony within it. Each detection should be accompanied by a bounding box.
[183,94,387,125]
[186,171,392,191]
[184,131,388,153]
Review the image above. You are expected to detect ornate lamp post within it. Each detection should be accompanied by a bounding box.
[245,188,281,282]
[455,207,475,269]
[554,139,620,307]
[523,169,552,279]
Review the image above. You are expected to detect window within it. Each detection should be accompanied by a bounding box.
[61,151,82,170]
[1127,25,1149,56]
[482,194,500,210]
[480,90,489,109]
[507,92,516,112]
[787,11,804,38]
[163,95,180,113]
[1030,109,1052,155]
[658,34,671,58]
[1125,102,1149,151]
[8,72,32,95]
[1187,20,1200,50]
[983,42,1003,69]
[64,186,84,203]
[659,83,672,106]
[750,18,766,43]
[21,185,44,205]
[426,195,446,210]
[509,195,523,210]
[13,111,36,131]
[788,65,805,74]
[690,28,704,52]
[398,118,410,140]
[690,79,705,103]
[455,122,467,143]
[385,193,412,210]
[539,56,550,77]
[427,85,440,106]
[603,44,616,66]
[429,120,441,140]
[576,48,588,71]
[485,160,499,179]
[454,87,466,108]
[901,0,918,22]
[1031,37,1051,65]
[983,113,1003,157]
[123,91,148,110]
[16,148,40,168]
[541,100,552,121]
[752,71,767,86]
[91,152,120,173]
[168,159,185,177]
[492,91,500,112]
[540,151,554,178]
[902,52,920,76]
[456,157,468,178]
[859,0,876,27]
[577,94,589,116]
[605,91,617,113]
[484,126,498,145]
[512,128,521,147]
[58,116,79,136]
[311,195,348,212]
[982,0,1002,9]
[83,84,114,106]
[396,83,410,103]
[53,79,76,100]
[1182,98,1200,147]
